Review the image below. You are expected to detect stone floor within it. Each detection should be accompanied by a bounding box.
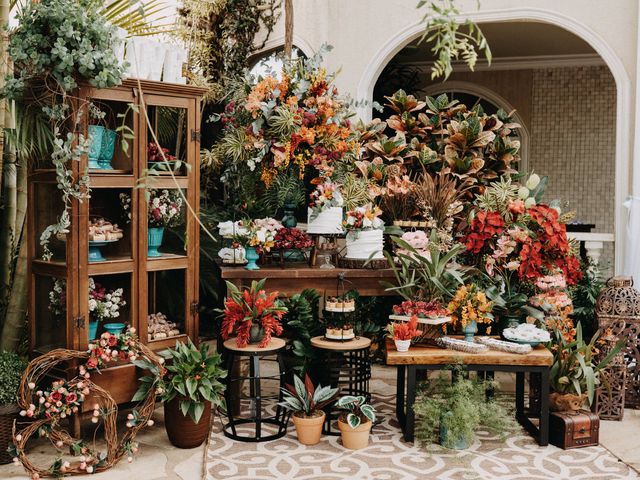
[1,365,639,479]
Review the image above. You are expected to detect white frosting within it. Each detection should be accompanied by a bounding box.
[307,207,344,234]
[345,229,384,259]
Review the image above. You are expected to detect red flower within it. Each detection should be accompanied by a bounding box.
[463,211,505,254]
[108,335,117,347]
[66,392,77,404]
[50,391,62,402]
[508,199,525,215]
[86,357,99,369]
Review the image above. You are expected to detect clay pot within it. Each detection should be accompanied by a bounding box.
[549,392,588,412]
[338,417,372,450]
[164,397,212,448]
[291,410,325,445]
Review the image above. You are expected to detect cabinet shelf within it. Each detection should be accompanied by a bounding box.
[146,254,189,271]
[28,80,206,407]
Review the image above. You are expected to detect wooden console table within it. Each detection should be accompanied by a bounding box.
[220,265,397,297]
[386,339,553,446]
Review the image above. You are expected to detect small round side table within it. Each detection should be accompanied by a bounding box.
[310,335,372,435]
[222,337,289,442]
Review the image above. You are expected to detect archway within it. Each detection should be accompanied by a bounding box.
[357,8,631,274]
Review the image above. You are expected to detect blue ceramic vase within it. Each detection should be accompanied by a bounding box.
[245,246,260,270]
[147,227,165,257]
[88,125,105,170]
[88,320,99,341]
[463,320,478,343]
[98,128,117,169]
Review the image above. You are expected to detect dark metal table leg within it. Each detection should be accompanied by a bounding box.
[251,355,262,441]
[396,365,406,427]
[515,371,525,416]
[403,365,417,442]
[539,367,550,446]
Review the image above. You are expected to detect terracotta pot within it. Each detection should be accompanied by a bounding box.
[338,417,372,450]
[164,397,212,448]
[292,410,325,445]
[549,392,588,412]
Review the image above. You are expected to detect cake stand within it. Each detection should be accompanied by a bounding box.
[88,239,119,262]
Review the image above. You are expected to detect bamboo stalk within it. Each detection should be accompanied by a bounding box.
[0,221,27,351]
[0,147,17,288]
[14,154,26,253]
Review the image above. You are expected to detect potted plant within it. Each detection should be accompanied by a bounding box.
[147,189,184,257]
[0,352,27,465]
[87,278,126,340]
[447,284,494,342]
[386,315,420,352]
[336,395,376,450]
[220,279,288,348]
[548,323,623,412]
[414,367,514,450]
[279,374,338,445]
[273,227,314,262]
[134,340,226,448]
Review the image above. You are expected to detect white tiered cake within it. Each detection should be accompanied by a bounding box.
[307,207,344,234]
[345,229,384,259]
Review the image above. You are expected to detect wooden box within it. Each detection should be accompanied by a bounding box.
[549,410,599,449]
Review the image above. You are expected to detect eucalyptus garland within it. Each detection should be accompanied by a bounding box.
[2,0,125,260]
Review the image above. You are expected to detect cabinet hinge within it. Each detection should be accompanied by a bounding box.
[190,301,199,316]
[74,316,85,329]
[191,130,201,142]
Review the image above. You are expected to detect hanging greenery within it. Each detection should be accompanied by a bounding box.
[176,0,280,104]
[417,0,491,80]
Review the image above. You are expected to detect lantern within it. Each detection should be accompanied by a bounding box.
[595,276,640,411]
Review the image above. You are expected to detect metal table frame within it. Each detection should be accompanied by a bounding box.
[395,363,550,446]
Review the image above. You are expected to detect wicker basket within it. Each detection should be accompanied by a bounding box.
[388,314,450,344]
[0,403,18,464]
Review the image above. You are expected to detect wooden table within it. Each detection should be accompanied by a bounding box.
[220,265,397,297]
[385,339,553,446]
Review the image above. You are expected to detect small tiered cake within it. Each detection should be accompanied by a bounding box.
[345,229,384,259]
[307,207,344,234]
[325,325,355,340]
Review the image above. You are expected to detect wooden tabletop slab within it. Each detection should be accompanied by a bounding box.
[385,338,553,366]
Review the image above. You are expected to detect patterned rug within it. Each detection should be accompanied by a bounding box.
[204,393,639,480]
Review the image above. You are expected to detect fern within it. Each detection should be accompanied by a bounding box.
[262,173,306,215]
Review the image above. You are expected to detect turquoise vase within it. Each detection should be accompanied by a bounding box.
[463,320,478,342]
[88,320,99,341]
[439,412,471,450]
[147,227,165,257]
[98,128,117,170]
[103,323,125,335]
[245,246,260,270]
[88,125,104,170]
[281,202,297,228]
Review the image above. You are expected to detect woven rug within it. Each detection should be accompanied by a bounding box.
[204,393,639,480]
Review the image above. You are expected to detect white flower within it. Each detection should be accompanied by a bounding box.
[517,186,530,200]
[526,173,541,190]
[524,197,536,208]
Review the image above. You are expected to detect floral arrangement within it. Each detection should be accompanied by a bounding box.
[147,142,177,163]
[148,189,184,228]
[464,176,581,285]
[343,204,384,231]
[215,46,355,189]
[240,217,283,253]
[82,329,140,372]
[309,181,343,219]
[88,278,125,322]
[48,278,67,317]
[381,174,416,222]
[392,300,448,318]
[386,315,420,341]
[221,279,288,348]
[447,284,494,332]
[273,227,314,250]
[119,193,132,224]
[19,379,86,420]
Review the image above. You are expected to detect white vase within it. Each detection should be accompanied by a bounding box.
[395,339,411,352]
[124,37,145,78]
[163,47,188,84]
[148,42,167,81]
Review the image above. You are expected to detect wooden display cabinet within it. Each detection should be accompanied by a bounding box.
[27,79,206,405]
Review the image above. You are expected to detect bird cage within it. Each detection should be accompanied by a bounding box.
[595,276,640,408]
